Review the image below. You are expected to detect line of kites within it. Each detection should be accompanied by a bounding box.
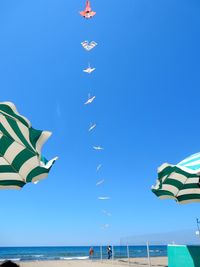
[80,3,200,207]
[80,1,111,228]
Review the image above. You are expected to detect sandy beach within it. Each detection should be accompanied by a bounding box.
[18,257,168,267]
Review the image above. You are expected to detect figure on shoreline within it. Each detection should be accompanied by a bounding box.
[107,246,112,259]
[89,247,94,259]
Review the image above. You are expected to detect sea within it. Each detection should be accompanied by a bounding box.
[0,246,167,262]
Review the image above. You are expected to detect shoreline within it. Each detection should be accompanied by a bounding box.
[10,257,168,267]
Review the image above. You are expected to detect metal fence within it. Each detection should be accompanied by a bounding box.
[116,229,200,266]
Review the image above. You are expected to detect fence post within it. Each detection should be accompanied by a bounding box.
[100,246,103,261]
[127,244,130,266]
[112,245,114,263]
[146,241,151,267]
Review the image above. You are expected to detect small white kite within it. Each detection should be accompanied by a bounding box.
[84,95,96,105]
[81,41,97,51]
[96,179,104,186]
[97,164,102,171]
[93,146,104,150]
[102,210,112,217]
[83,65,96,74]
[88,123,96,132]
[101,224,109,229]
[98,196,111,200]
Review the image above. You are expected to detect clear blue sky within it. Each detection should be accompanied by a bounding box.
[0,0,200,246]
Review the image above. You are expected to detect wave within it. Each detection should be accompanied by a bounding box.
[60,256,89,260]
[0,258,21,262]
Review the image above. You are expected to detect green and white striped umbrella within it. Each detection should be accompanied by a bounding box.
[152,152,200,204]
[0,102,57,189]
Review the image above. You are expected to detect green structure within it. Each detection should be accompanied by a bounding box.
[168,245,200,267]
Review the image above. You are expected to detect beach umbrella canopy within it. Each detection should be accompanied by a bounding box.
[0,102,57,189]
[152,152,200,204]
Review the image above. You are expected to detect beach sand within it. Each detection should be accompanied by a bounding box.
[19,257,168,267]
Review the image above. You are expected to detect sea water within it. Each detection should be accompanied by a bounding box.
[0,246,167,262]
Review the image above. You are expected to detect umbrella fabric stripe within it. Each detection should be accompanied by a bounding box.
[178,153,200,166]
[178,188,200,196]
[157,163,170,173]
[167,173,188,184]
[159,166,198,179]
[0,115,26,148]
[0,122,17,144]
[1,113,49,154]
[0,179,25,188]
[152,189,175,198]
[0,135,14,156]
[26,159,57,183]
[155,178,199,190]
[27,167,48,182]
[31,173,50,183]
[0,103,30,127]
[180,159,200,167]
[177,165,200,174]
[0,165,17,173]
[185,177,200,184]
[7,117,35,153]
[181,183,200,189]
[179,199,200,204]
[19,156,40,179]
[178,194,200,203]
[4,142,25,164]
[0,173,23,181]
[164,179,184,189]
[35,131,52,154]
[29,127,43,148]
[12,149,36,172]
[161,184,179,195]
[16,120,36,152]
[0,186,21,190]
[181,163,200,171]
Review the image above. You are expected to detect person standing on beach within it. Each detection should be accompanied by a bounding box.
[107,246,112,259]
[89,247,94,259]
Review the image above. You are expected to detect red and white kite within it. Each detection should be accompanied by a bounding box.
[80,1,96,19]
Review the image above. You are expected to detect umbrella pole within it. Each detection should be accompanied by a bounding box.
[146,241,151,267]
[196,218,200,239]
[196,218,200,232]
